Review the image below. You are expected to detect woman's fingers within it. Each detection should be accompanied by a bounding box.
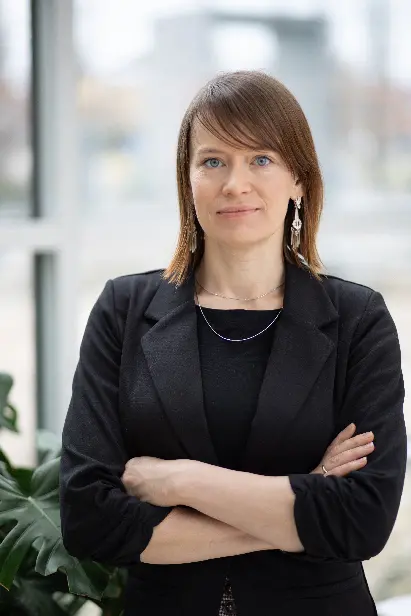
[329,431,374,457]
[326,441,375,471]
[311,424,374,476]
[325,456,368,477]
[331,423,356,447]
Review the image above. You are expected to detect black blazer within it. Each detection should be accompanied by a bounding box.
[60,260,407,616]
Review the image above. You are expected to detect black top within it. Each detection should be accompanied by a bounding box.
[196,305,282,608]
[196,306,281,470]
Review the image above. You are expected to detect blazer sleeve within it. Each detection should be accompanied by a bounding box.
[59,279,172,567]
[288,290,407,562]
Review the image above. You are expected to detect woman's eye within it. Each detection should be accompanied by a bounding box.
[204,158,222,168]
[255,156,271,167]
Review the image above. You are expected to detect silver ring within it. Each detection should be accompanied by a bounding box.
[322,464,329,476]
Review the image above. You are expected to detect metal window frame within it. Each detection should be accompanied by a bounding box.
[28,0,78,436]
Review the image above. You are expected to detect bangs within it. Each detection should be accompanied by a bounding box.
[192,85,282,154]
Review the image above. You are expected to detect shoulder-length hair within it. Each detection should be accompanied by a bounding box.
[163,70,324,286]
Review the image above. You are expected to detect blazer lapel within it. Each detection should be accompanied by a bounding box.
[141,272,219,465]
[140,260,339,471]
[240,261,339,473]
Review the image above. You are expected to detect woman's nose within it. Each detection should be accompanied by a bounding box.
[221,166,253,197]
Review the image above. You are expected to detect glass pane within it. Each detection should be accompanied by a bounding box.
[74,0,183,286]
[0,252,35,466]
[0,0,31,218]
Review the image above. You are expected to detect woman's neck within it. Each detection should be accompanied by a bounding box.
[194,240,285,311]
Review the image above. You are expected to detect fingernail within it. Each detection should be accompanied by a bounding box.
[366,431,374,437]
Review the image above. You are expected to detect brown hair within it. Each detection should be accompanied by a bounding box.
[163,70,324,285]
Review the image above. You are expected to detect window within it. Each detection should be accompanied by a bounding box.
[0,0,31,219]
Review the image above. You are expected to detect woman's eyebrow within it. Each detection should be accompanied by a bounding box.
[195,147,227,157]
[195,146,274,157]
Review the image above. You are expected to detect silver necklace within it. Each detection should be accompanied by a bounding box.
[195,289,283,343]
[195,278,284,301]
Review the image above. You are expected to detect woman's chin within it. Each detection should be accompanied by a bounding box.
[211,232,276,250]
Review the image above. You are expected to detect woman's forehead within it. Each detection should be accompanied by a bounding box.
[191,123,227,148]
[190,119,268,154]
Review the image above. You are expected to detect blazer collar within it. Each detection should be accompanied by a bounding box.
[144,259,338,327]
[141,260,339,469]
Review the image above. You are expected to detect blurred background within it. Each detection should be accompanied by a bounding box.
[0,0,410,614]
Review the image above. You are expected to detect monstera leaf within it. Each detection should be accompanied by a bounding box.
[0,569,88,616]
[0,456,112,601]
[0,373,18,432]
[0,372,126,611]
[36,429,62,464]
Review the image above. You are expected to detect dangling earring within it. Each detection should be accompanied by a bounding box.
[186,205,197,253]
[190,223,197,253]
[291,196,302,250]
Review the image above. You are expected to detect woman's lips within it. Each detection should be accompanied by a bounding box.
[217,208,260,218]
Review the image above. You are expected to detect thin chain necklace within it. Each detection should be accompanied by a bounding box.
[195,288,283,343]
[195,278,284,301]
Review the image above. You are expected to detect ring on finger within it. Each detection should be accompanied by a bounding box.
[322,464,329,476]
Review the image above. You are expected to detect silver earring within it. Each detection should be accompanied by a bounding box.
[291,196,302,250]
[190,225,197,253]
[187,205,197,254]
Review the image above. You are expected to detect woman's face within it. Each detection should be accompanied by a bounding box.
[189,121,303,248]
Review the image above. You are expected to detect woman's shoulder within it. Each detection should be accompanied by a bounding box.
[318,271,393,333]
[108,268,165,312]
[111,267,164,295]
[88,269,166,341]
[320,271,376,306]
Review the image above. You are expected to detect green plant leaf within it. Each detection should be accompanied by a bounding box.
[0,373,18,432]
[0,447,14,477]
[0,456,112,601]
[36,429,62,465]
[101,566,127,600]
[1,571,85,616]
[0,445,34,496]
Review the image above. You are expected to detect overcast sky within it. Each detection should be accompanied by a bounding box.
[2,0,410,86]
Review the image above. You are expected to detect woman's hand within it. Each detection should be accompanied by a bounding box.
[121,456,194,507]
[311,423,375,477]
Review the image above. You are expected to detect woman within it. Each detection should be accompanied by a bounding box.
[60,71,407,616]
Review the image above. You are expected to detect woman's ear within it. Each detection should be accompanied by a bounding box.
[295,180,305,199]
